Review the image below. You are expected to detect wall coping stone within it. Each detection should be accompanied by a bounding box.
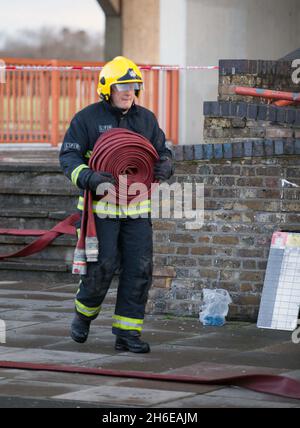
[174,140,300,161]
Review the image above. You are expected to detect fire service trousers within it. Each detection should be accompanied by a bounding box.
[74,216,153,336]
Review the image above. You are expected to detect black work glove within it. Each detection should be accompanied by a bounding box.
[154,157,174,181]
[87,171,115,192]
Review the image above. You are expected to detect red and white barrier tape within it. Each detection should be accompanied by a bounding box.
[0,65,219,72]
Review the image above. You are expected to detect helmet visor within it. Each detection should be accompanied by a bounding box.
[113,83,143,92]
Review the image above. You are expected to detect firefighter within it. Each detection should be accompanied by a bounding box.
[59,56,174,353]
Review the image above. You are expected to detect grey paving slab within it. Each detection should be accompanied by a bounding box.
[0,281,23,288]
[154,394,299,408]
[82,345,236,373]
[257,341,300,354]
[145,318,204,334]
[0,396,103,408]
[170,329,291,351]
[0,346,23,355]
[5,321,73,338]
[44,283,78,293]
[165,362,284,378]
[4,320,43,331]
[0,297,74,312]
[0,379,95,399]
[76,353,153,369]
[43,335,120,356]
[285,370,300,380]
[205,386,300,406]
[112,377,222,395]
[53,385,196,407]
[43,330,204,353]
[4,332,67,349]
[0,348,109,365]
[0,289,73,300]
[0,281,62,292]
[228,346,300,370]
[145,319,252,334]
[0,308,15,314]
[142,331,209,345]
[244,324,293,337]
[0,369,27,381]
[0,310,69,323]
[149,344,237,368]
[0,368,124,387]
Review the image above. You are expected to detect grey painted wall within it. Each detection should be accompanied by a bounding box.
[161,0,300,145]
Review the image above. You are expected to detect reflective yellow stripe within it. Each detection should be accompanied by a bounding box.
[75,299,101,318]
[71,164,89,186]
[112,315,143,332]
[113,315,143,324]
[84,150,93,159]
[112,323,142,332]
[77,197,151,216]
[77,197,150,209]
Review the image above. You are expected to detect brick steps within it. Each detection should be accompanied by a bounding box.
[0,258,74,283]
[0,160,79,283]
[0,209,78,245]
[0,258,120,299]
[0,234,76,246]
[0,242,75,262]
[0,194,77,211]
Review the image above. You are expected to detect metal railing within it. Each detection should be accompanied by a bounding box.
[0,58,179,146]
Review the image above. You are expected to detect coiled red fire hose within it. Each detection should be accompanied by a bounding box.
[72,128,159,275]
[90,128,159,204]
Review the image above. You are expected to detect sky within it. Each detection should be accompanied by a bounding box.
[0,0,105,46]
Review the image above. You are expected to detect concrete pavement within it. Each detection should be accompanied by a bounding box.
[0,279,299,408]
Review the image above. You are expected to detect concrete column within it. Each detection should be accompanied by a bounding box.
[105,15,122,60]
[96,0,122,60]
[122,0,160,64]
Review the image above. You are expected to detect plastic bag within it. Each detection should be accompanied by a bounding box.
[199,288,232,326]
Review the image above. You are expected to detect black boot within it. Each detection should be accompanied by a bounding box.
[70,313,91,343]
[115,331,150,353]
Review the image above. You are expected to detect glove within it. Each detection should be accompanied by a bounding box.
[87,171,115,191]
[154,157,174,181]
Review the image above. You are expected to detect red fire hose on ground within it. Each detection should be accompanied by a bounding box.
[0,213,80,260]
[0,361,299,400]
[0,130,300,400]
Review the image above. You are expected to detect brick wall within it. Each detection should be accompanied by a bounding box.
[218,59,299,101]
[204,59,300,142]
[149,153,300,322]
[147,59,300,322]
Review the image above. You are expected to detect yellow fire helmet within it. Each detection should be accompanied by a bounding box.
[97,56,144,101]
